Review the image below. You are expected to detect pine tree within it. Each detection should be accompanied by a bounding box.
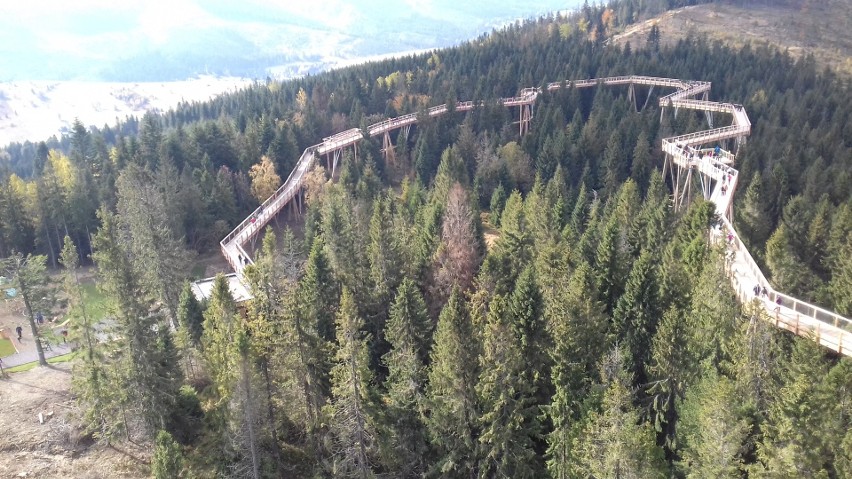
[325,288,378,478]
[477,295,542,478]
[380,278,431,476]
[425,287,479,477]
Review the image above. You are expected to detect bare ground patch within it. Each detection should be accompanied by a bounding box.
[611,1,852,77]
[0,363,149,478]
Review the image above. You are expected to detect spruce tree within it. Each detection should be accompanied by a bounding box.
[477,294,542,478]
[152,430,184,479]
[595,215,627,315]
[177,282,204,347]
[425,287,479,477]
[612,251,660,381]
[507,265,549,404]
[92,208,183,437]
[325,288,378,478]
[380,278,431,476]
[646,307,691,453]
[545,262,609,478]
[574,348,666,478]
[115,163,192,328]
[368,196,402,313]
[300,236,339,342]
[677,370,749,477]
[757,337,833,477]
[201,274,239,425]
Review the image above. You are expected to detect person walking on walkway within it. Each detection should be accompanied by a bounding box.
[15,325,23,341]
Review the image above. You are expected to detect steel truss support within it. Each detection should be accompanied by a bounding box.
[628,83,637,112]
[642,85,655,111]
[702,91,713,127]
[519,104,532,136]
[332,149,342,178]
[382,130,395,164]
[669,159,695,213]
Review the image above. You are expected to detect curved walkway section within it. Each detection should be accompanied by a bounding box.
[216,75,851,356]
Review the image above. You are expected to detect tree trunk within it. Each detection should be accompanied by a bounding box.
[21,290,48,366]
[240,357,261,479]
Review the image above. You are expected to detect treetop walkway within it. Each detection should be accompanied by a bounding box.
[204,75,850,357]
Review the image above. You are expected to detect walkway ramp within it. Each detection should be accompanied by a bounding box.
[208,74,851,357]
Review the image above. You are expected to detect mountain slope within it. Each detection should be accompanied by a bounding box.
[611,0,852,77]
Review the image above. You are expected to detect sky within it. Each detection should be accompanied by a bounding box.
[0,0,577,81]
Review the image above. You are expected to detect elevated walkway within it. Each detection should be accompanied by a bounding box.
[208,74,850,356]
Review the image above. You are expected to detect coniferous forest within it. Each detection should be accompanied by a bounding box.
[1,1,851,477]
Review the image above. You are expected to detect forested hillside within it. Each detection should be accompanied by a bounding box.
[1,1,851,477]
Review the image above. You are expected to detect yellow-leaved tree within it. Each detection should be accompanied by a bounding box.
[249,155,281,204]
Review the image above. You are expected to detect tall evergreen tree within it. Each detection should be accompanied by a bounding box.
[756,337,833,477]
[380,278,431,476]
[612,251,660,381]
[545,262,609,478]
[595,215,627,314]
[2,253,55,366]
[300,236,339,342]
[92,208,183,437]
[61,236,108,436]
[325,288,379,478]
[477,295,542,478]
[574,348,666,478]
[425,287,479,477]
[115,164,192,328]
[677,370,750,478]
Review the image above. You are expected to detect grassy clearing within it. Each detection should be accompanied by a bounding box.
[64,282,109,325]
[4,350,79,373]
[0,337,16,356]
